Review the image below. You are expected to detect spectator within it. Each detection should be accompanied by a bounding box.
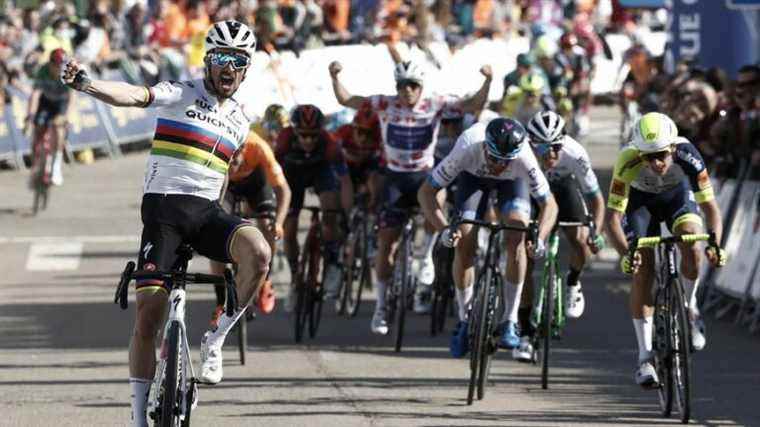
[185,0,211,77]
[38,15,74,58]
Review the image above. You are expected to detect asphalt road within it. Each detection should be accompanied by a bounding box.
[1,107,758,427]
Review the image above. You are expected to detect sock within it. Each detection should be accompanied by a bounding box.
[375,279,387,312]
[455,286,473,321]
[130,377,151,427]
[501,280,524,324]
[681,277,699,314]
[518,307,533,337]
[421,231,438,260]
[214,284,226,306]
[633,317,653,363]
[208,308,245,345]
[566,267,582,287]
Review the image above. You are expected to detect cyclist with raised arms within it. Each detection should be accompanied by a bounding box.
[209,128,292,319]
[418,118,558,357]
[276,104,353,306]
[329,58,493,334]
[61,20,271,426]
[605,112,726,388]
[512,110,605,361]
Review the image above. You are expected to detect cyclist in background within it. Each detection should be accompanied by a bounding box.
[512,110,605,362]
[418,118,558,357]
[329,58,493,333]
[277,104,353,307]
[605,112,726,388]
[502,53,548,98]
[501,72,556,126]
[555,32,592,137]
[26,48,72,186]
[209,129,292,319]
[61,20,271,426]
[254,103,290,146]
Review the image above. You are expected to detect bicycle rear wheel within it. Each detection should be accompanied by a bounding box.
[393,240,409,353]
[654,287,673,417]
[160,321,181,427]
[308,244,324,339]
[294,251,310,343]
[467,271,488,405]
[541,261,556,390]
[671,280,692,424]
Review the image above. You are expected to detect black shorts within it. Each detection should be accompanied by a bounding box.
[530,179,588,222]
[33,96,68,127]
[284,164,340,216]
[622,182,701,240]
[347,156,381,187]
[136,193,248,292]
[455,172,531,220]
[227,168,277,216]
[378,169,428,229]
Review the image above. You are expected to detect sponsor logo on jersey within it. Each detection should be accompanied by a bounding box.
[675,146,704,171]
[611,179,626,196]
[185,110,244,142]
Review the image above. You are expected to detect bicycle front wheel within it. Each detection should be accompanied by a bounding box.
[467,270,488,405]
[308,245,324,339]
[541,261,556,390]
[294,251,310,343]
[160,321,181,427]
[477,270,499,401]
[393,241,409,353]
[654,287,673,417]
[671,280,692,424]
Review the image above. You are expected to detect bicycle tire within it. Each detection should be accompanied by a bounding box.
[671,280,692,424]
[654,287,673,417]
[294,250,310,343]
[541,261,556,390]
[308,242,324,339]
[180,380,196,427]
[160,321,181,427]
[236,307,247,365]
[467,270,488,405]
[347,222,368,318]
[477,269,499,401]
[393,238,409,353]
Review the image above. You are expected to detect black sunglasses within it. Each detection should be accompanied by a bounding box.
[641,150,670,162]
[397,80,422,90]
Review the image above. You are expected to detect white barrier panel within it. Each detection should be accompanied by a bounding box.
[236,32,666,117]
[714,181,760,298]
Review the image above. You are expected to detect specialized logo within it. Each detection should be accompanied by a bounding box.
[142,242,154,259]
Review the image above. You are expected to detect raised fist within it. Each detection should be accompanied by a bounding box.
[328,61,342,78]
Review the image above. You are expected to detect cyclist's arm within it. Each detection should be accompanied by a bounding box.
[80,79,151,107]
[589,192,605,234]
[535,194,558,242]
[272,183,291,230]
[418,179,447,231]
[26,89,41,122]
[339,173,354,213]
[459,66,493,114]
[605,208,628,256]
[699,198,722,244]
[330,69,367,110]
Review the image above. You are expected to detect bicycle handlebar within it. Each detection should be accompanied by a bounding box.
[453,219,538,243]
[633,233,714,250]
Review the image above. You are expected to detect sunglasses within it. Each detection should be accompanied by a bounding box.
[295,129,319,139]
[485,150,512,166]
[263,121,283,133]
[397,80,422,90]
[641,150,670,163]
[354,126,374,137]
[206,51,251,70]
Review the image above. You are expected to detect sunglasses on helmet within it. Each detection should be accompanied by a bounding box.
[206,51,251,70]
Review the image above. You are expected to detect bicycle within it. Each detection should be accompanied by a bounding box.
[293,206,341,343]
[30,121,57,215]
[530,216,597,390]
[386,209,420,353]
[430,239,455,337]
[115,244,239,427]
[336,193,372,318]
[454,218,537,405]
[629,232,717,424]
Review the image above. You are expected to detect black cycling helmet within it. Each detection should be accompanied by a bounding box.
[290,104,325,131]
[484,118,526,161]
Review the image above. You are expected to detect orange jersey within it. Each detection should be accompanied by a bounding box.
[229,132,287,187]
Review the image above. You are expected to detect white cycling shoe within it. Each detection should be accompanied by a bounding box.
[690,312,707,351]
[417,256,435,286]
[566,285,585,319]
[635,360,659,388]
[371,308,388,335]
[199,331,223,385]
[512,336,534,363]
[323,263,342,299]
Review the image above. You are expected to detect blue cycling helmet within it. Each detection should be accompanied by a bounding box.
[485,118,526,161]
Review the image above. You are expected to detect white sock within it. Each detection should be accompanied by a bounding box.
[375,279,387,312]
[681,277,699,314]
[208,308,245,345]
[633,317,653,363]
[130,377,151,427]
[421,231,438,260]
[455,286,474,322]
[501,280,524,324]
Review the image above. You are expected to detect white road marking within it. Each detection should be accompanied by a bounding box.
[26,243,84,271]
[0,235,140,244]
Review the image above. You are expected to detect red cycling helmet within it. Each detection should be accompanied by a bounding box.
[560,33,578,49]
[50,48,66,65]
[352,104,378,130]
[291,104,325,131]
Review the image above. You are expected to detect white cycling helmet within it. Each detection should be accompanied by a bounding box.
[632,112,678,153]
[527,110,565,144]
[394,61,425,85]
[205,20,257,57]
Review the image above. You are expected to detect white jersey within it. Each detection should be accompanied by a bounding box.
[541,135,600,196]
[430,122,551,201]
[368,94,462,172]
[143,79,254,200]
